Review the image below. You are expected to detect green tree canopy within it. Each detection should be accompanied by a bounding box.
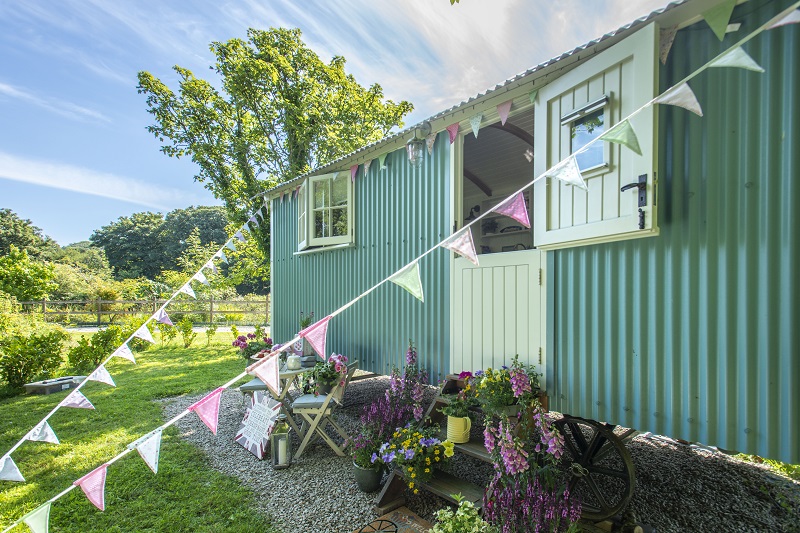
[137,26,413,253]
[0,208,60,259]
[0,245,56,301]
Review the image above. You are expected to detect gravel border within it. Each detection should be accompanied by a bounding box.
[162,377,800,533]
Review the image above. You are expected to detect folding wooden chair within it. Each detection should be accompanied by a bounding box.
[289,361,358,459]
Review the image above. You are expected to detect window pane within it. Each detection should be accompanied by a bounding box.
[330,208,348,237]
[314,210,329,238]
[332,174,348,207]
[314,180,329,209]
[571,109,604,170]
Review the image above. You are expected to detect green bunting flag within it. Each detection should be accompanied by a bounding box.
[22,502,51,533]
[599,119,642,156]
[529,89,539,104]
[378,152,388,170]
[703,0,736,41]
[389,261,424,303]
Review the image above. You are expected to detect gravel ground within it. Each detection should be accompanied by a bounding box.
[162,376,800,533]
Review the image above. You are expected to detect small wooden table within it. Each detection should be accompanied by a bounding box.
[243,358,309,436]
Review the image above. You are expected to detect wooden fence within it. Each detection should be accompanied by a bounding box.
[18,297,270,327]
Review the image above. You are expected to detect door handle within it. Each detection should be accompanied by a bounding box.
[620,174,647,207]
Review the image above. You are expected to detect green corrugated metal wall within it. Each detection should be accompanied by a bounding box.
[271,131,452,382]
[550,0,799,463]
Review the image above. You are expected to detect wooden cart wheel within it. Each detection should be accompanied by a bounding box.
[356,519,398,532]
[554,415,636,522]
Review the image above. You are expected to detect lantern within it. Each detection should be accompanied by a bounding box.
[270,414,292,469]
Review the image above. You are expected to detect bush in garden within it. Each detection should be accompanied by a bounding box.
[68,325,124,371]
[0,330,68,388]
[177,317,197,348]
[117,315,155,352]
[205,323,218,346]
[156,322,177,345]
[230,324,239,340]
[432,494,497,533]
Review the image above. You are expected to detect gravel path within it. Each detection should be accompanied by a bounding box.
[162,377,799,533]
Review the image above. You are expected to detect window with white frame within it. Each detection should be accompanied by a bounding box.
[297,172,353,250]
[562,95,609,173]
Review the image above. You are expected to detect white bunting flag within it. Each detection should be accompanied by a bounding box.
[426,133,436,156]
[59,390,95,410]
[129,428,163,474]
[113,343,136,363]
[0,455,25,482]
[215,250,228,264]
[28,421,59,445]
[225,240,237,252]
[204,260,218,275]
[768,9,800,29]
[364,159,372,176]
[497,100,512,126]
[154,308,173,326]
[22,502,50,533]
[654,83,704,117]
[234,230,246,242]
[193,271,209,286]
[470,114,482,138]
[178,283,196,299]
[88,365,115,387]
[546,155,587,190]
[440,227,479,266]
[133,324,155,344]
[389,261,425,303]
[660,25,679,64]
[708,46,764,72]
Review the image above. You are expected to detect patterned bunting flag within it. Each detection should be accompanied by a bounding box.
[133,325,154,344]
[113,343,136,363]
[153,308,173,326]
[188,387,225,435]
[298,316,332,361]
[28,421,59,444]
[426,133,436,155]
[440,228,479,266]
[497,100,512,126]
[204,260,218,275]
[660,25,679,64]
[194,271,209,286]
[248,215,259,228]
[469,114,482,138]
[234,230,246,242]
[225,240,237,252]
[702,0,736,41]
[88,365,115,387]
[495,192,532,228]
[446,123,459,144]
[73,464,108,511]
[252,352,281,397]
[768,9,800,29]
[0,455,25,482]
[179,283,196,299]
[708,46,764,72]
[128,429,163,474]
[600,119,642,155]
[654,83,703,117]
[22,502,50,533]
[363,160,372,176]
[524,148,534,163]
[378,152,388,170]
[350,164,359,182]
[529,89,538,104]
[59,390,94,410]
[546,156,587,190]
[389,261,425,303]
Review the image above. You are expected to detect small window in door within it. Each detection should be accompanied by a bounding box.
[562,95,608,173]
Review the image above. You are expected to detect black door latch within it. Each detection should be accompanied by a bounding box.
[620,174,647,207]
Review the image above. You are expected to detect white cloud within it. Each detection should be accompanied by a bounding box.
[0,152,210,210]
[0,81,111,123]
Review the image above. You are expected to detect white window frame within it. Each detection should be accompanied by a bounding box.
[562,94,611,176]
[297,172,354,250]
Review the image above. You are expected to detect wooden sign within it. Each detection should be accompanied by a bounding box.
[234,391,281,459]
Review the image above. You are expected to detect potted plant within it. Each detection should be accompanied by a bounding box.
[469,355,541,419]
[298,311,315,357]
[431,494,497,533]
[371,423,454,494]
[232,333,273,364]
[301,353,348,395]
[350,433,383,492]
[439,390,476,444]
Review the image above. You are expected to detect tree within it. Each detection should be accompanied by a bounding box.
[90,212,166,280]
[0,208,60,259]
[137,27,413,256]
[0,245,57,301]
[161,206,229,265]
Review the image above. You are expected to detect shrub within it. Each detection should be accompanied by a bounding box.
[230,324,239,340]
[67,326,125,371]
[0,330,68,388]
[156,322,177,345]
[205,324,218,346]
[117,315,154,352]
[177,317,197,348]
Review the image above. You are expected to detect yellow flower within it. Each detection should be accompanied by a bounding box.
[409,482,414,488]
[443,441,455,458]
[411,473,416,478]
[408,467,413,472]
[414,489,419,494]
[435,456,440,462]
[425,468,430,473]
[425,458,431,465]
[434,449,440,455]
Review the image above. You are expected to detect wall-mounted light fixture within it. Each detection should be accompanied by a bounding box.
[406,121,432,168]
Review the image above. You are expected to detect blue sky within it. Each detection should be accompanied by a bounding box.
[0,0,664,246]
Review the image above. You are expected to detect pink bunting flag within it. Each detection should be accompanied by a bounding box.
[497,100,512,125]
[153,308,173,326]
[440,227,479,266]
[113,343,136,363]
[495,192,531,228]
[0,455,25,482]
[88,365,115,387]
[248,215,259,228]
[426,133,436,155]
[252,352,281,397]
[133,324,154,344]
[234,230,246,242]
[299,315,332,361]
[28,421,59,444]
[188,387,225,435]
[350,164,359,182]
[446,123,459,144]
[60,390,95,410]
[73,463,108,511]
[179,283,196,299]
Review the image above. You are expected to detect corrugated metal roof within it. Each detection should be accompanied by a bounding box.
[267,0,690,195]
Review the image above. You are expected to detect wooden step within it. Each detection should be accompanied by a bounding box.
[453,439,491,462]
[417,470,484,508]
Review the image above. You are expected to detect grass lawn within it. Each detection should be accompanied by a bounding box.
[0,336,278,533]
